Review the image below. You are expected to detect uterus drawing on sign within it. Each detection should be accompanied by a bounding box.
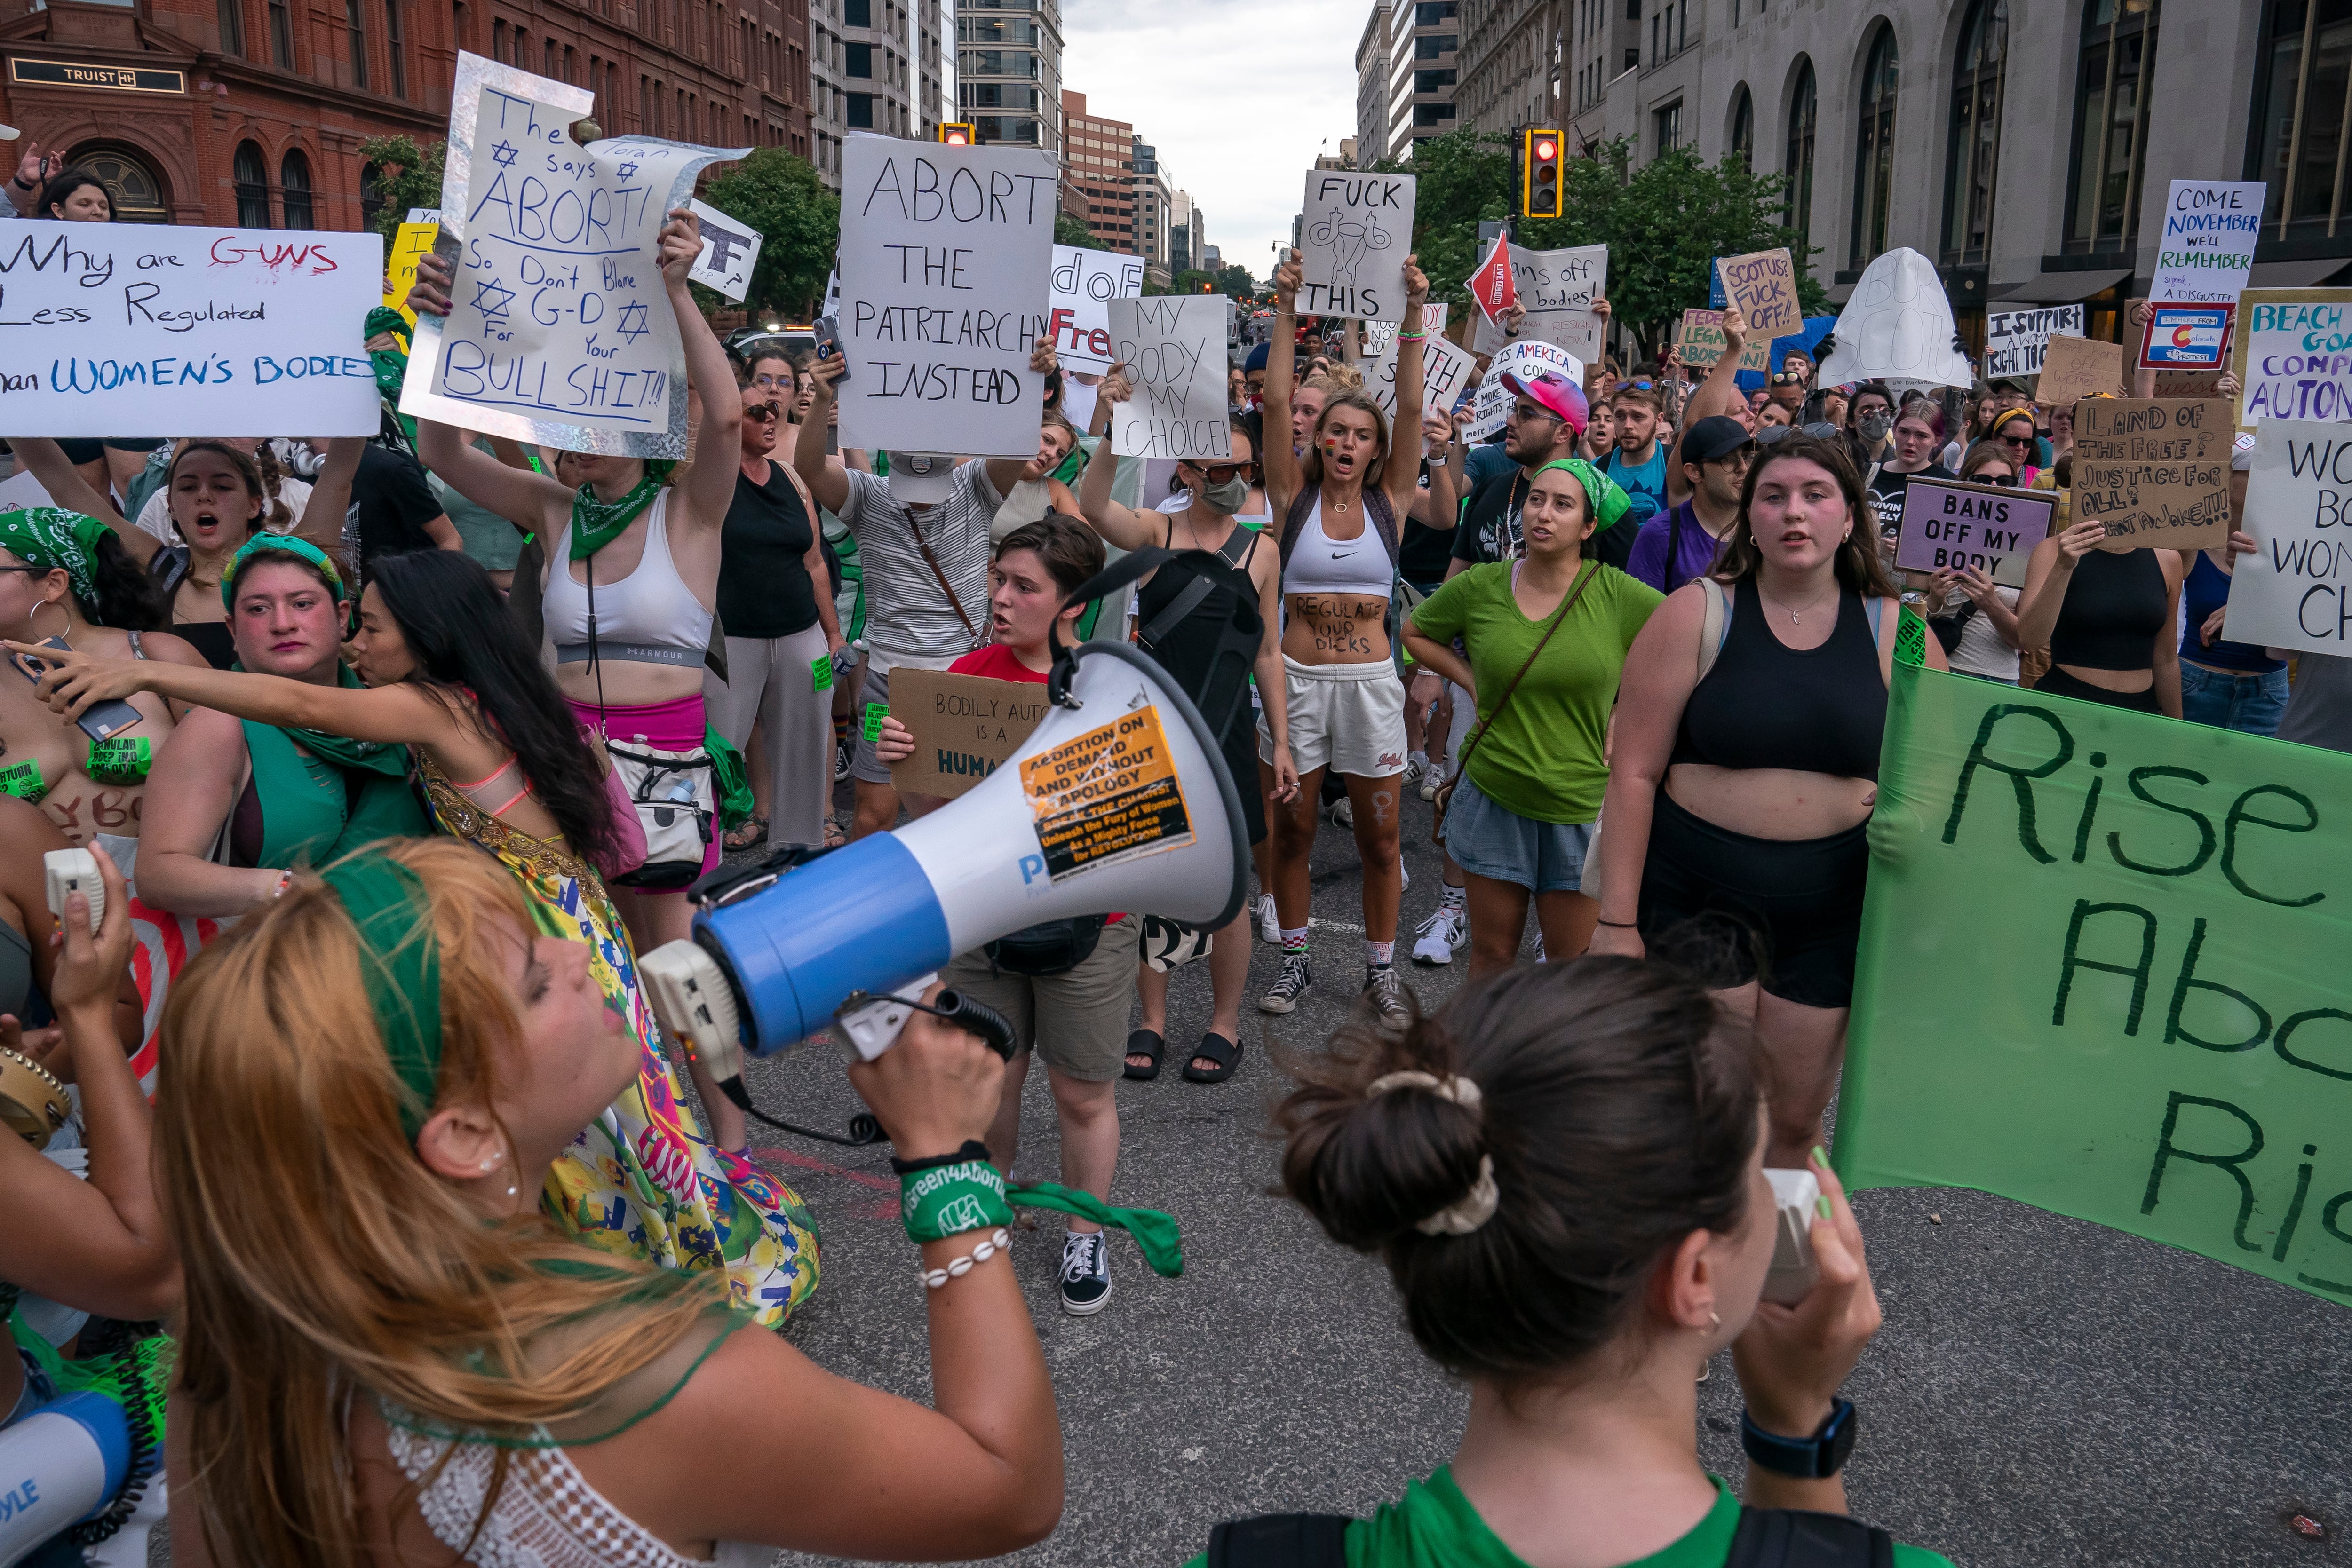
[1308,212,1394,290]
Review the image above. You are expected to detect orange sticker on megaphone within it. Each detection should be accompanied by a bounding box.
[1019,706,1193,881]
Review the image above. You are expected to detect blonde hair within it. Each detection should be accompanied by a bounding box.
[1299,388,1392,492]
[159,839,724,1568]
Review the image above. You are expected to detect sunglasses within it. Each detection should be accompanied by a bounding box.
[1189,462,1248,483]
[2000,433,2033,448]
[1771,369,1808,384]
[1979,472,2019,487]
[745,403,782,422]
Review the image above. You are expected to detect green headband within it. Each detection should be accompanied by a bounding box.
[223,533,346,614]
[0,507,113,607]
[322,853,442,1142]
[1533,459,1632,537]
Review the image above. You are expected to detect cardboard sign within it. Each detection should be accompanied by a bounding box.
[686,198,762,303]
[1048,245,1144,371]
[1020,706,1194,880]
[1297,169,1415,322]
[2138,302,2233,371]
[2153,179,2265,304]
[2224,420,2352,654]
[2233,289,2352,430]
[1893,475,2056,580]
[383,215,442,327]
[0,218,383,437]
[400,52,743,455]
[836,136,1058,458]
[1984,305,2083,379]
[1717,247,1801,339]
[1365,327,1476,424]
[1674,308,1770,372]
[1470,244,1607,360]
[1463,376,1513,441]
[1107,295,1231,459]
[2035,333,2129,408]
[887,668,1050,800]
[2071,398,2233,551]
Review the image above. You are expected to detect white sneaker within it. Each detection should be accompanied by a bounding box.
[1413,900,1467,966]
[1403,756,1427,788]
[1532,933,1547,964]
[1400,860,1410,892]
[1256,893,1279,944]
[1418,767,1443,802]
[1329,796,1353,829]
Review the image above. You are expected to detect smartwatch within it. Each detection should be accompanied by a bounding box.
[1740,1396,1857,1479]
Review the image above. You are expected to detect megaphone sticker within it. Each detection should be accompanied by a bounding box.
[1019,707,1194,881]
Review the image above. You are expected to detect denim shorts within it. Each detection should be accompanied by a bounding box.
[1441,774,1594,893]
[2181,661,2289,737]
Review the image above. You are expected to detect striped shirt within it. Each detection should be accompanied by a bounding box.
[838,463,1001,663]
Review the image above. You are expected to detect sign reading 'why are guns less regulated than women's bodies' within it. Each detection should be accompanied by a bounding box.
[0,220,382,436]
[401,53,745,455]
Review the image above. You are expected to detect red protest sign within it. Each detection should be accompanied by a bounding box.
[1467,231,1516,323]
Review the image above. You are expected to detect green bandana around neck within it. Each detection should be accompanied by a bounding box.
[0,507,113,609]
[1533,458,1632,539]
[322,852,442,1141]
[568,461,675,560]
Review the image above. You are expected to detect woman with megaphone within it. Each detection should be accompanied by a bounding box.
[157,839,1064,1567]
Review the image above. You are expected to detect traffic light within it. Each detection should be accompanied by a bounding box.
[1522,128,1562,218]
[938,122,974,147]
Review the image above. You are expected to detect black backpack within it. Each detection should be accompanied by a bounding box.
[1205,1506,1894,1568]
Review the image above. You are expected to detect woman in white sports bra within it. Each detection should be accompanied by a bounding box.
[1257,244,1430,1025]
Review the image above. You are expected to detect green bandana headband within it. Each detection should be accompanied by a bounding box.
[569,461,676,560]
[1534,459,1632,538]
[223,532,345,613]
[0,507,113,607]
[322,852,442,1141]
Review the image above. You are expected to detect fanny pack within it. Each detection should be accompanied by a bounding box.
[986,915,1108,976]
[604,739,715,888]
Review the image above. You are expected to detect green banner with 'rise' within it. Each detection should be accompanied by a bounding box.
[1840,657,2352,1307]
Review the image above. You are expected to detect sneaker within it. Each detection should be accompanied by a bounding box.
[1330,796,1354,829]
[1059,1231,1112,1315]
[1399,859,1410,892]
[1531,933,1547,964]
[834,736,853,782]
[1260,951,1312,1014]
[1256,893,1280,944]
[1403,756,1427,789]
[1418,768,1442,803]
[1412,900,1467,966]
[1363,964,1413,1028]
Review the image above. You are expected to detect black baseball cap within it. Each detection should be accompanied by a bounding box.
[1681,414,1754,466]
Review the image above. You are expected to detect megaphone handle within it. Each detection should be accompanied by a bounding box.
[836,979,1016,1061]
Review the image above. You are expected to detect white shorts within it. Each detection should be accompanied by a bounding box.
[1259,655,1408,778]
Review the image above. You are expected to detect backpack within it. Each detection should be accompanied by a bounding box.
[1205,1506,1895,1568]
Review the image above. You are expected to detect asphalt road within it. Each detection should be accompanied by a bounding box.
[729,785,2352,1568]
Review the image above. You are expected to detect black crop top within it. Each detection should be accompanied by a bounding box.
[1670,577,1889,782]
[2048,547,2167,672]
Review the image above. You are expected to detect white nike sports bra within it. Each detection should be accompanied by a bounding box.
[1280,494,1393,599]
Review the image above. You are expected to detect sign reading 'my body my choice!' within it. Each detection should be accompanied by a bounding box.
[1107,295,1231,460]
[0,219,382,436]
[838,136,1057,458]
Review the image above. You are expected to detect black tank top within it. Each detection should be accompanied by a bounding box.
[2048,548,2167,672]
[1135,515,1263,751]
[1670,577,1888,781]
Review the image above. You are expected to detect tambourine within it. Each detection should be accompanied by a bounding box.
[0,1045,69,1150]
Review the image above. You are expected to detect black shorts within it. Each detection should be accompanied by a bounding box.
[2032,666,2162,713]
[1637,790,1869,1009]
[55,438,103,465]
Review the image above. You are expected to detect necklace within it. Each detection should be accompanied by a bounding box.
[1759,580,1837,625]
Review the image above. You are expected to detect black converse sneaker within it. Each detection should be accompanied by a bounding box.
[1060,1230,1112,1315]
[1260,951,1312,1014]
[1363,964,1412,1028]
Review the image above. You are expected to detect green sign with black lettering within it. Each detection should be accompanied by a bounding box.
[1840,656,2352,1307]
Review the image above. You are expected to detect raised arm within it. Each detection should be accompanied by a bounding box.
[661,210,744,532]
[796,355,854,515]
[1381,255,1431,508]
[1408,408,1455,526]
[10,437,151,564]
[1262,249,1304,515]
[404,254,580,531]
[9,643,458,749]
[1072,364,1161,553]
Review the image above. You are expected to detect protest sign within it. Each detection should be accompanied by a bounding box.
[1048,245,1143,370]
[835,135,1058,458]
[685,198,761,302]
[1107,295,1231,459]
[1298,169,1415,322]
[1893,475,2057,580]
[1841,647,2352,1310]
[2153,179,2265,304]
[1463,376,1513,441]
[2035,333,2129,407]
[383,214,441,327]
[1984,305,2083,379]
[1814,248,1971,388]
[1365,325,1476,423]
[1673,309,1770,372]
[2138,302,2233,372]
[1469,244,1607,360]
[2223,420,2352,654]
[888,668,1049,800]
[0,218,382,437]
[2071,398,2233,551]
[1717,247,1801,339]
[1466,230,1515,323]
[399,52,744,455]
[2233,289,2352,431]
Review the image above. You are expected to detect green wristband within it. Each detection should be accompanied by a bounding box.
[901,1159,1016,1243]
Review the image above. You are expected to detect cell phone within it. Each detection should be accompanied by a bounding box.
[1763,1167,1822,1305]
[814,316,850,383]
[42,847,101,934]
[13,637,146,743]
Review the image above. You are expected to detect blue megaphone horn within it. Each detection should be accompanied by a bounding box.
[0,1392,131,1568]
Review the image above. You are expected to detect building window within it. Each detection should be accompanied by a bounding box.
[344,0,368,87]
[846,41,872,76]
[360,161,383,230]
[268,0,293,67]
[1784,58,1817,247]
[219,0,246,56]
[280,149,313,228]
[2251,1,2352,242]
[2066,2,2158,251]
[1653,100,1681,157]
[1942,0,2008,267]
[1850,25,1899,267]
[848,93,874,128]
[1730,84,1753,168]
[234,142,271,228]
[844,0,868,23]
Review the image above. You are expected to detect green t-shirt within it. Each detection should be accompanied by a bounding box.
[1407,560,1661,824]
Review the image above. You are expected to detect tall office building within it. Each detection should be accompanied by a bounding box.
[1357,3,1391,167]
[1135,136,1175,277]
[1062,90,1134,253]
[808,0,942,190]
[1388,0,1459,160]
[1456,0,1557,138]
[956,0,1063,155]
[1170,188,1194,273]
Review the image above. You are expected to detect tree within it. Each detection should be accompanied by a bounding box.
[357,135,445,244]
[1054,211,1095,249]
[1213,264,1257,299]
[696,148,840,319]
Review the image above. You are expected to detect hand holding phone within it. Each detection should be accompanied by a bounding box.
[12,637,145,743]
[814,316,851,384]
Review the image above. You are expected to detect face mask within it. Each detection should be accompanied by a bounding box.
[1200,475,1250,515]
[1859,411,1893,442]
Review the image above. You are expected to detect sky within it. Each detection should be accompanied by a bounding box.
[1058,0,1366,282]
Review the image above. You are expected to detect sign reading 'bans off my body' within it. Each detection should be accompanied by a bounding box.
[1298,170,1415,323]
[1893,476,2057,581]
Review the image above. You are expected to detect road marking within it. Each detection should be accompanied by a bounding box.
[1310,916,1364,934]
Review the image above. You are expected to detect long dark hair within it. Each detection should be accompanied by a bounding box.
[87,531,171,630]
[37,170,113,222]
[1712,433,1901,600]
[368,551,621,866]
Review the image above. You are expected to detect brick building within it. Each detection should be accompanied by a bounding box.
[0,0,813,230]
[1060,88,1132,254]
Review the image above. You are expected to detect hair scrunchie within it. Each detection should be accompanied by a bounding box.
[1367,1070,1501,1235]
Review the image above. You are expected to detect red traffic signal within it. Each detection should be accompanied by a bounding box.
[939,122,975,146]
[1522,127,1563,219]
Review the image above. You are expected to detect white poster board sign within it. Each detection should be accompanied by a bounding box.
[1366,328,1476,424]
[687,198,762,303]
[1463,377,1513,442]
[1462,340,1583,441]
[836,136,1057,458]
[2153,180,2265,304]
[1471,243,1607,360]
[1815,248,1972,388]
[399,52,744,455]
[1298,169,1415,322]
[1049,245,1144,370]
[1106,295,1231,459]
[2224,419,2352,652]
[2235,292,2352,428]
[0,220,382,436]
[1983,305,2084,380]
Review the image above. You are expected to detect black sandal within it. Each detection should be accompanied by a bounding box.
[1182,1032,1244,1084]
[1123,1029,1165,1080]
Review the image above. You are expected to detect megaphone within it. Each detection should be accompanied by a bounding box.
[644,641,1247,1132]
[0,1392,130,1568]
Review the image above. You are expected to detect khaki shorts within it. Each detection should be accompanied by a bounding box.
[939,915,1139,1083]
[1258,655,1408,778]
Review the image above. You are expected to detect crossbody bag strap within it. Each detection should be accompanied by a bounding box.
[1454,560,1599,778]
[1138,520,1257,649]
[905,509,979,646]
